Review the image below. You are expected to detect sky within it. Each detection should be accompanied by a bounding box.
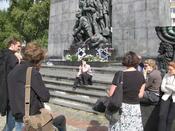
[0,1,9,10]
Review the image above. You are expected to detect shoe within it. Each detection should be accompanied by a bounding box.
[79,82,83,85]
[89,83,93,85]
[72,87,76,90]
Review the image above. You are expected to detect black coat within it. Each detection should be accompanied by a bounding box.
[0,49,18,116]
[7,61,50,122]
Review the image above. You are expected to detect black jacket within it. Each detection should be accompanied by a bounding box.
[7,61,50,122]
[5,49,19,74]
[0,49,18,116]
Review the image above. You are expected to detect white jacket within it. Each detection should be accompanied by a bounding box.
[161,73,175,102]
[77,64,93,77]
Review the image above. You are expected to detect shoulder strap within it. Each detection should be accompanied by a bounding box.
[117,71,123,84]
[24,67,32,118]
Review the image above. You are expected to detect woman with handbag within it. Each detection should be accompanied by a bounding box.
[108,51,145,131]
[7,42,66,131]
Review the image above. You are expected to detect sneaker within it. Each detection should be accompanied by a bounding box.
[72,87,77,90]
[84,83,88,85]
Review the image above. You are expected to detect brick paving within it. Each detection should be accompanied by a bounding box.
[0,103,108,131]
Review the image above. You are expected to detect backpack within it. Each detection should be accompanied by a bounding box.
[0,49,8,116]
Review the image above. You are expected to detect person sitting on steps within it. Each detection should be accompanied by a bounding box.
[73,59,93,90]
[140,59,162,105]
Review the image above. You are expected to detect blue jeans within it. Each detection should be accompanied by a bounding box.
[15,121,24,131]
[5,111,15,131]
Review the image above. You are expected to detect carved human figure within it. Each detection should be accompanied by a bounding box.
[72,0,111,50]
[102,0,110,35]
[81,0,100,34]
[157,42,174,75]
[73,10,93,41]
[95,0,105,33]
[83,33,108,49]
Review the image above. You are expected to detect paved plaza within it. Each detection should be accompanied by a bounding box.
[0,103,108,131]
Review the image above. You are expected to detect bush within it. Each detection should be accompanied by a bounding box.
[65,54,78,61]
[65,54,107,62]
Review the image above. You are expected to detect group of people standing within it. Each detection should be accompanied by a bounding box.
[0,36,175,131]
[107,51,175,131]
[72,51,175,131]
[0,37,66,131]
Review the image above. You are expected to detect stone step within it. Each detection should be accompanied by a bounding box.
[42,74,111,86]
[46,84,106,97]
[49,97,99,114]
[41,64,124,75]
[41,70,114,83]
[40,67,115,75]
[40,64,119,113]
[44,79,109,91]
[49,90,97,105]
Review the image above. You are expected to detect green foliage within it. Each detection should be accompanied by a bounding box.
[0,43,6,49]
[0,0,50,49]
[22,0,49,42]
[65,54,78,61]
[0,10,18,49]
[65,54,106,62]
[83,55,101,62]
[35,34,48,48]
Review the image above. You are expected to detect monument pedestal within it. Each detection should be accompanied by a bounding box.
[48,0,170,59]
[64,47,116,61]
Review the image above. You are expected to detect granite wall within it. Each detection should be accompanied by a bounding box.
[48,0,79,58]
[112,0,170,58]
[48,0,170,59]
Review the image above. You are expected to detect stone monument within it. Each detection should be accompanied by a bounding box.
[156,26,175,75]
[48,0,170,59]
[70,0,111,50]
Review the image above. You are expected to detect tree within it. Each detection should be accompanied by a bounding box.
[0,10,20,49]
[22,0,50,47]
[0,0,50,49]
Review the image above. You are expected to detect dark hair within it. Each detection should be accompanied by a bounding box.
[7,37,20,48]
[23,42,45,65]
[122,51,140,67]
[80,58,86,65]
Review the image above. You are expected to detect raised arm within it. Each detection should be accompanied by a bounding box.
[161,74,171,93]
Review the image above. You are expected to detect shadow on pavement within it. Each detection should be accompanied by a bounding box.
[86,120,108,131]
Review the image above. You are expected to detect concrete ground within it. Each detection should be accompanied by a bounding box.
[0,103,108,131]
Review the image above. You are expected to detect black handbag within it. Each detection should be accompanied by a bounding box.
[105,71,123,122]
[92,96,109,113]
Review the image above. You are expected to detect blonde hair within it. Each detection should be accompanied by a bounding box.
[144,59,157,69]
